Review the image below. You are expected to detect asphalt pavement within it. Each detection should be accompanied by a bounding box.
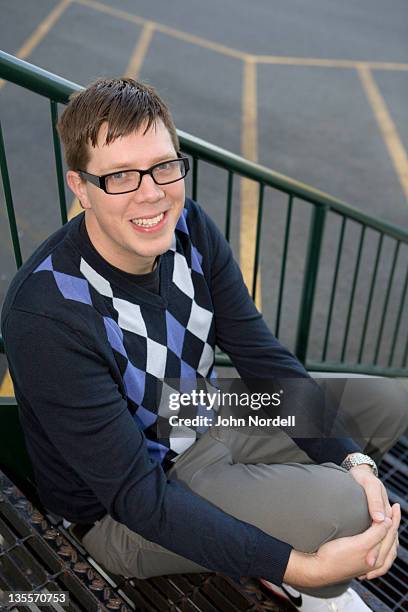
[0,0,407,384]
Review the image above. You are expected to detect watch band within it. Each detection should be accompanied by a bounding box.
[341,453,378,477]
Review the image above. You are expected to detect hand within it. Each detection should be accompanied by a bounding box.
[283,518,393,589]
[357,503,400,581]
[348,464,399,576]
[349,464,392,523]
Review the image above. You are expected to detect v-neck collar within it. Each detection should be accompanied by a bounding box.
[67,213,173,308]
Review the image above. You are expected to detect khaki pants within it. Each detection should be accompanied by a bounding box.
[81,377,408,597]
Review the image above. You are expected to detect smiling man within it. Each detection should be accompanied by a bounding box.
[2,78,407,612]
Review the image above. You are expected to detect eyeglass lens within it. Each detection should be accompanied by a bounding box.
[105,159,186,193]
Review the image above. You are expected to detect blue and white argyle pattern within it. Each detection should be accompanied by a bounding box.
[33,211,217,464]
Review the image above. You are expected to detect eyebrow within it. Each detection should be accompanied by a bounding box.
[100,152,177,174]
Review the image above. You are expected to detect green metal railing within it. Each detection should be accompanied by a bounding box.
[1,50,408,376]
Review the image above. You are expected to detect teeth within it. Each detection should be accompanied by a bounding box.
[131,212,164,227]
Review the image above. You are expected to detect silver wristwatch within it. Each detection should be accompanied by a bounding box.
[341,453,378,477]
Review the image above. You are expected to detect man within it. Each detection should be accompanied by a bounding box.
[2,78,407,611]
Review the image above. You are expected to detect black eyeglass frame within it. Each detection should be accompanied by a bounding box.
[77,155,190,195]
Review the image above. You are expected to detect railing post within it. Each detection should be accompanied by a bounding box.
[0,121,22,269]
[295,204,327,363]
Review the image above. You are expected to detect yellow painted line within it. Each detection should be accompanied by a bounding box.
[75,0,146,26]
[358,65,408,202]
[74,0,408,71]
[360,61,408,72]
[0,370,14,397]
[124,22,155,78]
[0,0,71,89]
[240,58,262,309]
[15,0,71,59]
[151,24,250,62]
[75,0,250,60]
[256,56,408,71]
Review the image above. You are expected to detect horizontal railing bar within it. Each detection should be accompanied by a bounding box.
[0,397,18,407]
[179,131,408,243]
[215,350,408,377]
[0,50,79,104]
[305,361,408,377]
[1,51,408,244]
[2,51,408,376]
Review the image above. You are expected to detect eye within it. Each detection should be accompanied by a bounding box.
[156,162,171,171]
[112,171,127,180]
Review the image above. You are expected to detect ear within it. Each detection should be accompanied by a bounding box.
[66,171,91,209]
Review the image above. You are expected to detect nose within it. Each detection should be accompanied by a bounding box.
[135,173,165,203]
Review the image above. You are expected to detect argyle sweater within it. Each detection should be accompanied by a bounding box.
[1,198,360,585]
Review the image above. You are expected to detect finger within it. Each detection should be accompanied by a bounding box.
[381,485,392,519]
[368,504,400,569]
[364,537,398,580]
[360,516,392,552]
[373,504,400,567]
[364,479,387,522]
[366,542,381,568]
[367,521,399,580]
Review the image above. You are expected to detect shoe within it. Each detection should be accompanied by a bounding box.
[259,580,373,611]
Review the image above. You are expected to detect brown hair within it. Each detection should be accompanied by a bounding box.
[57,78,179,171]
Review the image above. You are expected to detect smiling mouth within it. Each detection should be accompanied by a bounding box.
[130,212,165,228]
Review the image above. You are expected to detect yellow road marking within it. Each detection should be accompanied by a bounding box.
[256,56,408,71]
[0,0,71,89]
[75,0,249,60]
[124,22,155,78]
[15,0,71,59]
[151,24,249,62]
[75,0,147,27]
[0,370,14,396]
[362,61,408,72]
[241,58,262,309]
[358,65,408,202]
[75,0,408,71]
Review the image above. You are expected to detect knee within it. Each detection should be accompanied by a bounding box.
[294,467,371,554]
[324,470,371,539]
[304,468,371,552]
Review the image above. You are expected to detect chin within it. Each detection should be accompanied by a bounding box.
[134,236,173,258]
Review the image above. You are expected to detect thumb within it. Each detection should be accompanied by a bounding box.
[357,517,391,548]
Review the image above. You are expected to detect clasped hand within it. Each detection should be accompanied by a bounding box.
[283,465,400,589]
[348,464,400,580]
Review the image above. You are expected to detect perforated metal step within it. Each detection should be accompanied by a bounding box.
[1,437,407,611]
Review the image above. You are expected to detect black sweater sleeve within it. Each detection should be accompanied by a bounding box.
[203,209,361,464]
[3,307,293,585]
